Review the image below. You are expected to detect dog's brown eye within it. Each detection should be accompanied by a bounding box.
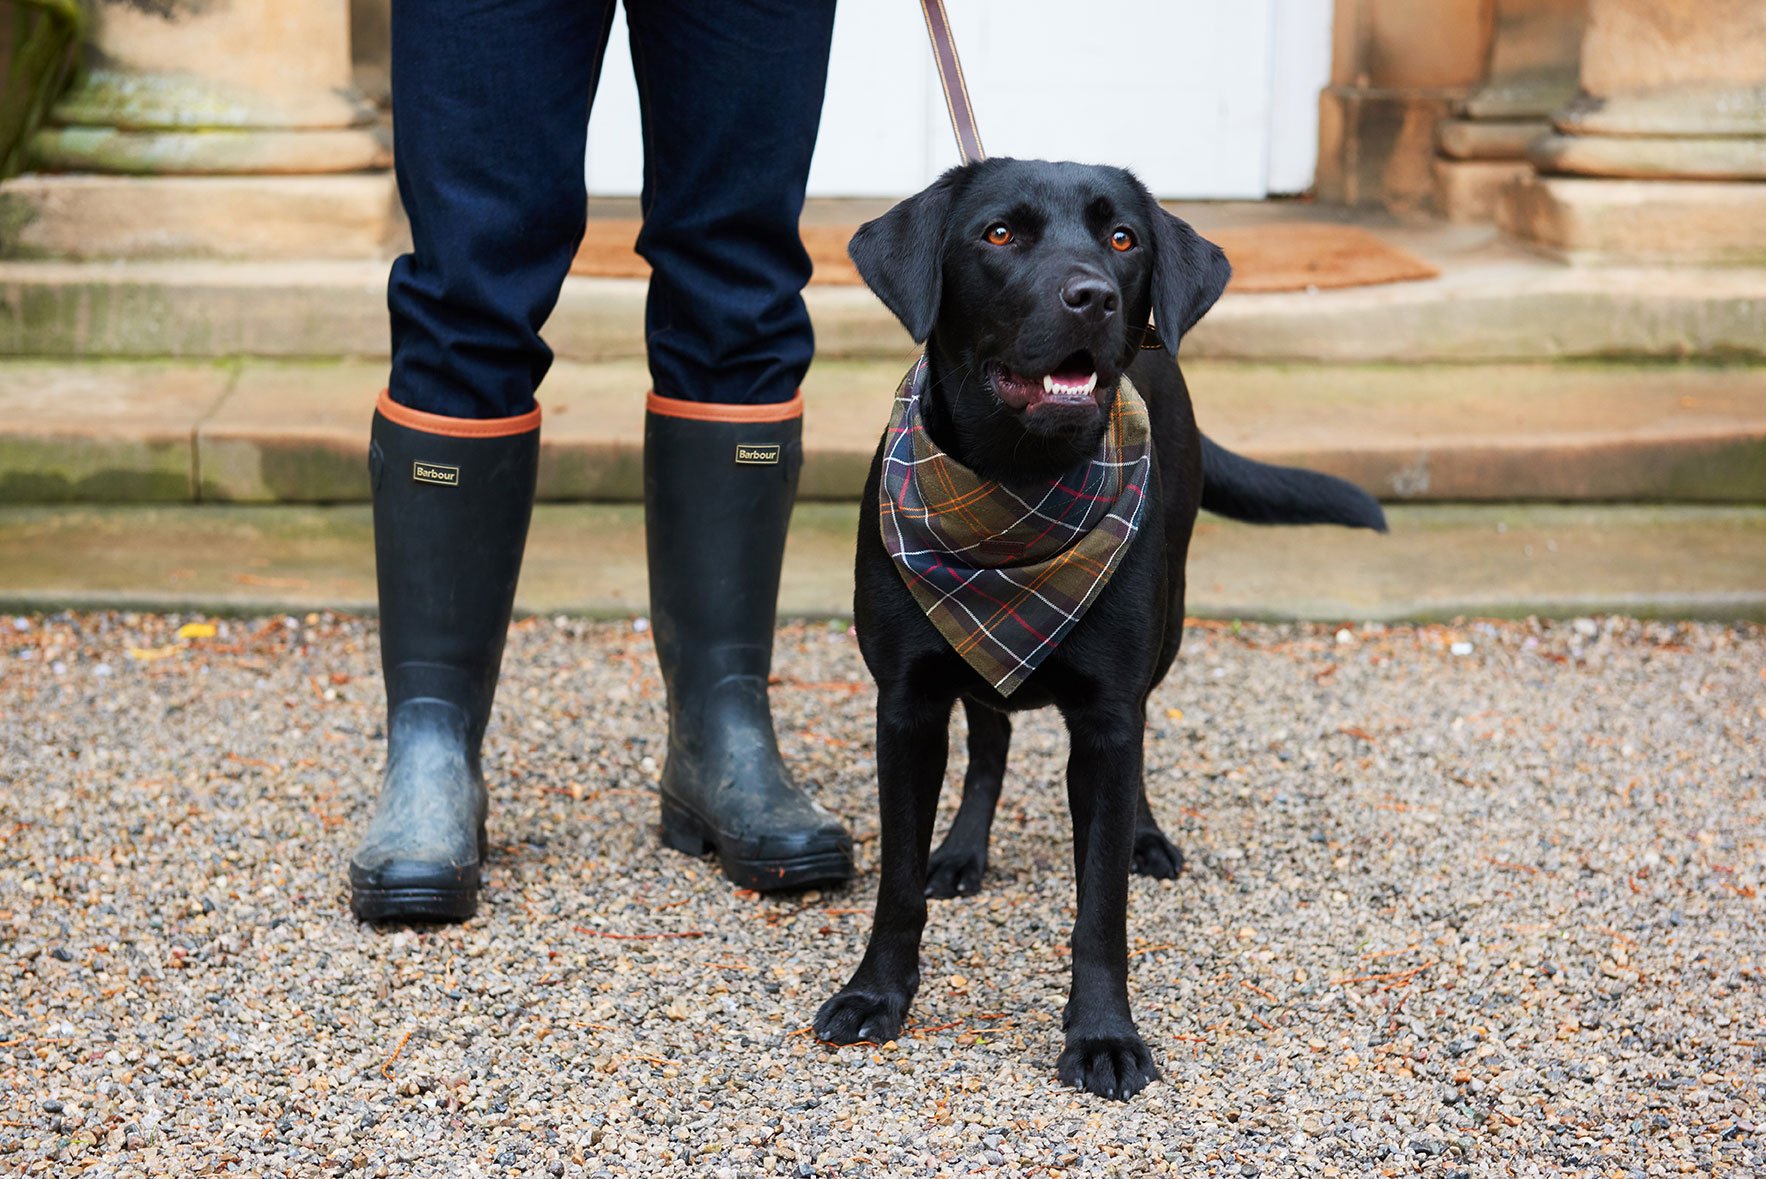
[1110,228,1136,252]
[985,224,1014,246]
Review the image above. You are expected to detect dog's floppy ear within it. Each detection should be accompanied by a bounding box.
[1148,206,1232,354]
[847,168,964,342]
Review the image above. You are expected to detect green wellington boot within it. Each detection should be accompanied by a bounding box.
[349,392,539,922]
[644,391,854,891]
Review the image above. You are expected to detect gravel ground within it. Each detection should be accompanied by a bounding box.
[1,612,1762,1178]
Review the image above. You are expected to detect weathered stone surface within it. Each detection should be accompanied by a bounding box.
[17,357,1764,505]
[1555,90,1766,139]
[5,250,1766,364]
[1499,175,1766,264]
[1531,133,1766,180]
[196,358,902,503]
[1434,158,1535,223]
[0,362,232,502]
[52,2,370,132]
[30,126,387,176]
[0,174,398,260]
[3,502,1763,622]
[1579,0,1766,104]
[1437,118,1550,160]
[1317,90,1460,214]
[1333,0,1495,90]
[1553,0,1766,137]
[1469,0,1586,116]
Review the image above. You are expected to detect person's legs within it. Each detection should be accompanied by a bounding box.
[627,0,852,890]
[625,0,834,408]
[353,0,617,923]
[386,0,614,419]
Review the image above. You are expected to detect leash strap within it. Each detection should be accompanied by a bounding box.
[920,0,985,164]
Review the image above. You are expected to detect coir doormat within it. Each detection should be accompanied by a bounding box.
[571,219,1438,293]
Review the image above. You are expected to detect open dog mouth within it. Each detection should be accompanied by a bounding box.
[987,352,1102,413]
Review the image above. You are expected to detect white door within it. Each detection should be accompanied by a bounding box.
[586,0,1331,200]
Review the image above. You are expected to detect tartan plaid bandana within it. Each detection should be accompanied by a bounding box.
[879,356,1152,697]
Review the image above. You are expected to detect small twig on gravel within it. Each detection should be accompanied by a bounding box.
[1483,855,1544,875]
[1129,942,1177,958]
[1332,961,1435,987]
[1242,980,1281,1003]
[381,1030,411,1080]
[572,925,705,941]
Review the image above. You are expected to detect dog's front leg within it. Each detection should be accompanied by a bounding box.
[814,688,951,1044]
[1058,708,1158,1100]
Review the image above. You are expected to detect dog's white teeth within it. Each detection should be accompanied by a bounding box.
[1082,372,1098,395]
[1043,375,1055,393]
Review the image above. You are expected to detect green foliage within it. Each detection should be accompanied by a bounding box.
[1,0,85,180]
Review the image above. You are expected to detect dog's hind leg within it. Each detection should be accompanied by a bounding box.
[815,688,953,1045]
[1058,704,1158,1100]
[1131,786,1184,880]
[925,700,1011,899]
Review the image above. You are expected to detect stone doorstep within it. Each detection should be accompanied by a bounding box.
[0,174,400,262]
[0,362,234,502]
[7,245,1766,364]
[1,502,1761,622]
[5,358,1766,505]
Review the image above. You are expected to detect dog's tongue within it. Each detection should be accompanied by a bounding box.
[991,367,1043,410]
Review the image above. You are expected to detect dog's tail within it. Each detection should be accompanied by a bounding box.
[1200,435,1388,532]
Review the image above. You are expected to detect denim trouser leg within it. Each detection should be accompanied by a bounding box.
[627,0,838,406]
[386,0,838,419]
[386,0,616,420]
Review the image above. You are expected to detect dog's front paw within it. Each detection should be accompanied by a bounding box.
[814,986,912,1044]
[1131,828,1183,880]
[924,843,987,898]
[1057,1032,1159,1101]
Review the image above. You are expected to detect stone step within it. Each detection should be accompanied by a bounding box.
[2,503,1761,622]
[5,358,1764,504]
[4,250,1766,364]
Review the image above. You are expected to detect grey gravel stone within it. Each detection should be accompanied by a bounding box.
[2,612,1761,1176]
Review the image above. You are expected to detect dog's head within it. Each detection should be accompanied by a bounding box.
[850,158,1230,465]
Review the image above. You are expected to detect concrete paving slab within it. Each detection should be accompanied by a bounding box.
[0,361,234,501]
[1,503,1760,622]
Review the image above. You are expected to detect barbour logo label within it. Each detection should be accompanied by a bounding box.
[734,443,781,466]
[412,461,460,487]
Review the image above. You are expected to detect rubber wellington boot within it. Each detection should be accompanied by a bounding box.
[644,392,853,891]
[349,391,540,922]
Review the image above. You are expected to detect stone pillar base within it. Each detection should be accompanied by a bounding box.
[0,174,400,261]
[1530,134,1766,181]
[1497,175,1766,264]
[31,127,388,176]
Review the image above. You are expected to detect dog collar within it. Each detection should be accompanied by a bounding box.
[878,356,1153,696]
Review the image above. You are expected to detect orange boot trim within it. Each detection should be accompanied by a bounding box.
[376,389,542,438]
[646,389,803,423]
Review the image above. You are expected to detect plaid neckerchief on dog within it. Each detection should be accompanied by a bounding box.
[878,356,1153,696]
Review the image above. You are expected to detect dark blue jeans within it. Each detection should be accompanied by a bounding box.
[386,0,838,419]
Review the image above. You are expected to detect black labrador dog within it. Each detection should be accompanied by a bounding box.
[813,158,1386,1100]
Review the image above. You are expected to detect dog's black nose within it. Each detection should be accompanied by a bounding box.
[1060,275,1118,322]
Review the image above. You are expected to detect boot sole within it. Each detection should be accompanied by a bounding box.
[351,882,479,924]
[660,798,853,892]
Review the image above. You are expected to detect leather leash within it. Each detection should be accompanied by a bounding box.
[920,0,985,163]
